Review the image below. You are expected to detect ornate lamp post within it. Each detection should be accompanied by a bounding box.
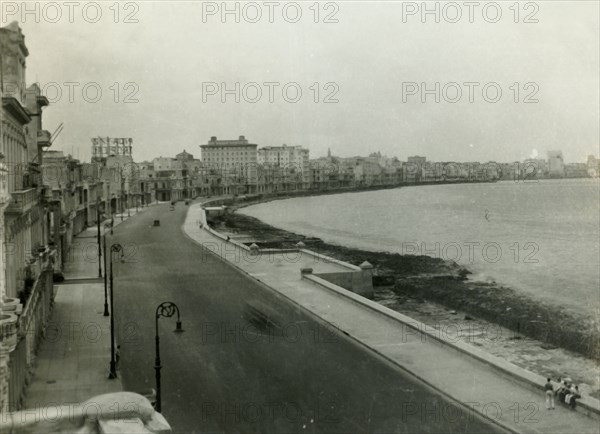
[154,302,184,412]
[108,243,123,379]
[102,223,111,317]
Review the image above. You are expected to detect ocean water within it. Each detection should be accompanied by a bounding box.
[240,179,600,318]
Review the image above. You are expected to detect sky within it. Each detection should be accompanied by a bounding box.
[3,1,599,163]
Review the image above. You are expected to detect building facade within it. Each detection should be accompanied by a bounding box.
[91,137,133,161]
[1,22,54,413]
[200,136,258,195]
[257,144,310,187]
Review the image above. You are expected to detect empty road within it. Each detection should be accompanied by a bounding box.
[109,201,502,434]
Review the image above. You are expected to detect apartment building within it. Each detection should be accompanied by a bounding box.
[1,22,55,413]
[200,136,258,195]
[257,144,310,188]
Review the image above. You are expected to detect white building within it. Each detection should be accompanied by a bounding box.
[200,136,258,194]
[201,136,257,167]
[153,156,183,171]
[257,144,310,184]
[547,151,565,176]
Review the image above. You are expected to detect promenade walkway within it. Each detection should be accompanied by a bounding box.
[23,205,157,410]
[183,202,600,434]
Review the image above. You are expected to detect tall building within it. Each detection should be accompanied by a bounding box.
[1,22,52,299]
[257,144,310,185]
[200,136,257,167]
[200,136,258,194]
[547,151,565,176]
[1,21,55,414]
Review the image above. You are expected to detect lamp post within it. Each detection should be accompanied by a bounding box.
[120,167,125,221]
[154,301,184,412]
[108,243,123,379]
[102,223,110,317]
[96,197,102,278]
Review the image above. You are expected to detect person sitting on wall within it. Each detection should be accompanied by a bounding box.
[565,385,581,409]
[556,380,568,403]
[563,384,573,404]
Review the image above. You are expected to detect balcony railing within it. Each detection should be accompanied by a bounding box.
[6,188,37,214]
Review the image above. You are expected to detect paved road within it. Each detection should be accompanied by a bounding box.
[109,202,502,434]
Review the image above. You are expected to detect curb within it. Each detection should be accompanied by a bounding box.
[303,273,600,421]
[196,198,600,421]
[181,204,522,434]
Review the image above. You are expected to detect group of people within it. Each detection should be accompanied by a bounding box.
[545,378,581,410]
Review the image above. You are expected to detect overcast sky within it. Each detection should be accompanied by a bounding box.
[5,1,599,163]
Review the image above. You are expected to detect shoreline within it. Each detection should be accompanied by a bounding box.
[215,205,600,397]
[207,193,599,366]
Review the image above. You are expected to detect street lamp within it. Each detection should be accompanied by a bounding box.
[108,243,123,379]
[154,301,184,412]
[102,223,111,317]
[96,197,102,278]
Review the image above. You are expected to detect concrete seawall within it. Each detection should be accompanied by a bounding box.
[183,199,600,433]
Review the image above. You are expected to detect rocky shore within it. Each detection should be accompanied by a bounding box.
[217,204,599,364]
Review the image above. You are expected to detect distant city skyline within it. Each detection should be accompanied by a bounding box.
[11,2,600,164]
[78,137,596,166]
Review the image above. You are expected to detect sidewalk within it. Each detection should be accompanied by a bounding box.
[184,202,600,434]
[23,204,156,409]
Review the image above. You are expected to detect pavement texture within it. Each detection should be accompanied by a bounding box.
[22,205,159,410]
[107,201,503,434]
[20,199,599,434]
[182,201,600,434]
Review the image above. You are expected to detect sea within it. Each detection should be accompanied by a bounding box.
[240,179,600,318]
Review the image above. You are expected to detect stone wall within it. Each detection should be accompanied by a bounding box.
[1,391,171,433]
[6,269,54,411]
[313,270,374,299]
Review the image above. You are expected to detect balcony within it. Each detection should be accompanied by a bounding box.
[6,188,38,214]
[37,129,52,147]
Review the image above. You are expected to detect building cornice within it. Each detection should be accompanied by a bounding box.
[201,143,258,148]
[2,96,31,125]
[36,95,49,107]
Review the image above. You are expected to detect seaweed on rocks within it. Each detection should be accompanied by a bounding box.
[219,207,599,361]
